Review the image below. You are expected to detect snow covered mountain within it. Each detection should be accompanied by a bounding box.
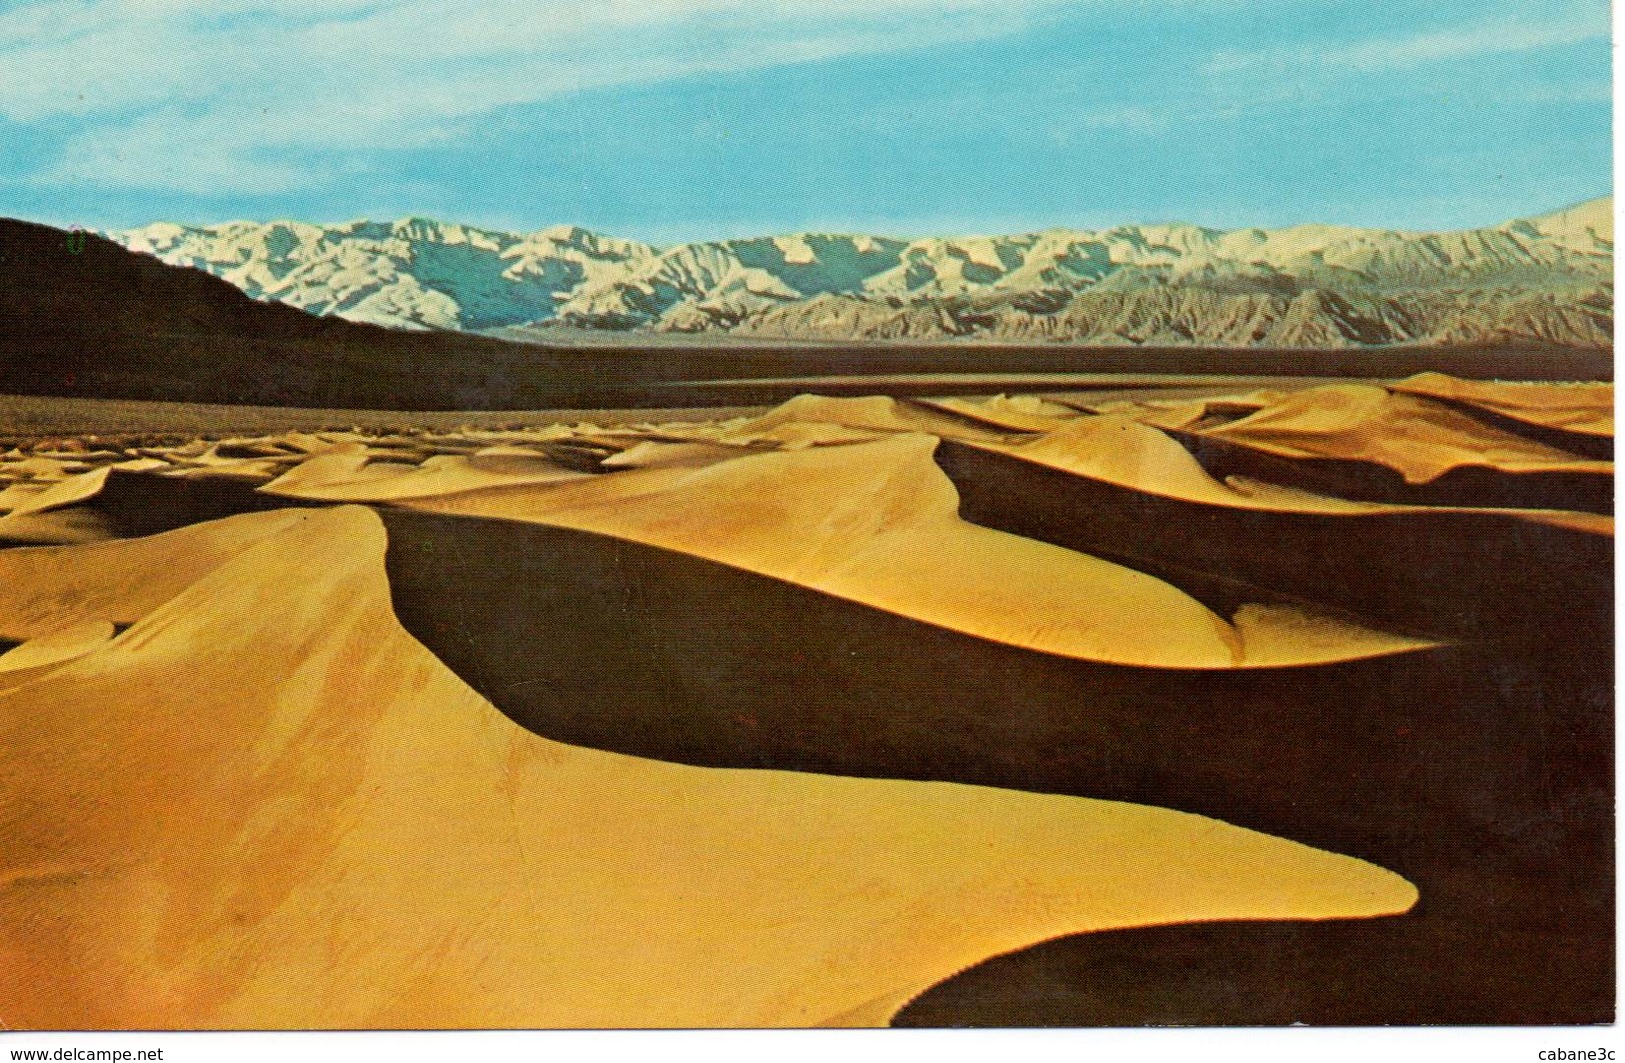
[115,217,657,332]
[111,198,1613,347]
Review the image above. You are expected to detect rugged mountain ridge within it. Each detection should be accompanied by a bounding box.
[113,198,1613,347]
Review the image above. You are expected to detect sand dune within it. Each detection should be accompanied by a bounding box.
[1390,373,1613,438]
[994,414,1372,511]
[260,449,590,502]
[0,469,118,545]
[598,439,760,471]
[0,467,111,517]
[0,456,91,479]
[0,376,1604,645]
[937,436,1613,648]
[0,508,121,546]
[1095,392,1284,432]
[0,507,1417,1029]
[0,483,49,510]
[1192,384,1611,484]
[982,412,1613,533]
[379,434,1434,668]
[2,374,1606,505]
[914,394,1085,433]
[0,377,1606,1024]
[0,618,115,674]
[674,394,1027,448]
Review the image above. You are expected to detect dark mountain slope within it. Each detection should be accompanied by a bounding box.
[0,219,609,409]
[0,219,1609,412]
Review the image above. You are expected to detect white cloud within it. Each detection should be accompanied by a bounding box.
[1206,17,1607,77]
[1,0,1072,192]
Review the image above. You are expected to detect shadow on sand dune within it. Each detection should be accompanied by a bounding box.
[1164,430,1614,515]
[1386,391,1615,462]
[81,468,1613,1025]
[934,440,1612,645]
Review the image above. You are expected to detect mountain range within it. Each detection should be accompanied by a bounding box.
[111,198,1614,349]
[0,217,1609,413]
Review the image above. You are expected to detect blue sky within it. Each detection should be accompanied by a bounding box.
[0,0,1611,241]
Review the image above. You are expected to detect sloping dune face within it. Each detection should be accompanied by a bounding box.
[919,394,1087,433]
[385,434,1434,668]
[0,469,118,544]
[0,619,116,673]
[1390,373,1614,437]
[0,508,1417,1030]
[996,414,1362,510]
[667,394,1028,448]
[984,411,1613,533]
[1194,384,1612,484]
[258,448,590,501]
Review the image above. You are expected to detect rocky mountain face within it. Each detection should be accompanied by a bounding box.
[112,198,1613,348]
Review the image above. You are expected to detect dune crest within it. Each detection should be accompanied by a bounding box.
[919,394,1087,433]
[260,451,589,502]
[0,618,116,674]
[0,468,111,520]
[1195,384,1610,484]
[1092,392,1284,432]
[997,414,1340,510]
[982,413,1613,533]
[384,434,1432,668]
[687,394,1027,448]
[598,439,759,471]
[0,507,1418,1029]
[1390,373,1613,437]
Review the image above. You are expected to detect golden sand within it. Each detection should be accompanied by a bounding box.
[599,439,764,470]
[1390,373,1614,438]
[0,509,119,546]
[260,450,590,501]
[915,394,1085,433]
[0,467,110,518]
[1193,384,1611,484]
[676,394,1027,448]
[0,618,115,673]
[1099,392,1285,432]
[998,414,1359,510]
[980,413,1614,534]
[0,507,1418,1029]
[0,469,117,544]
[387,434,1436,668]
